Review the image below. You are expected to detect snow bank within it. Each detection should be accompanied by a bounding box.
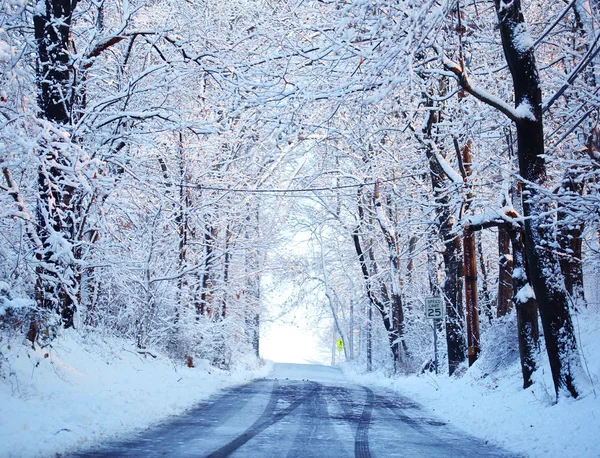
[342,306,600,458]
[0,330,270,457]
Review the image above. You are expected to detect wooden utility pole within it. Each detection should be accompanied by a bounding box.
[367,302,372,372]
[456,139,480,365]
[463,229,480,365]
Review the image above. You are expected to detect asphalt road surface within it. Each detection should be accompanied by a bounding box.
[71,363,517,457]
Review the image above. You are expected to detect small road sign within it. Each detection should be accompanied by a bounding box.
[424,297,444,320]
[336,338,344,353]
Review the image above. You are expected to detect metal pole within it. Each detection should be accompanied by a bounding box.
[349,300,354,360]
[331,323,335,366]
[433,320,439,375]
[367,303,372,372]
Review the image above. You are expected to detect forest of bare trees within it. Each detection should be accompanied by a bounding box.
[1,0,599,400]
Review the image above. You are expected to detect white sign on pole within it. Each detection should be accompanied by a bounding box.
[424,297,444,320]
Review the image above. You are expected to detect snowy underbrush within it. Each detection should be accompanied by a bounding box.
[342,306,600,458]
[0,329,270,458]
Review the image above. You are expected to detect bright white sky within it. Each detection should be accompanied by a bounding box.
[259,197,336,366]
[260,319,328,364]
[259,277,332,365]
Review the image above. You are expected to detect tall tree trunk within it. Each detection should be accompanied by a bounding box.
[556,169,586,308]
[463,230,480,365]
[245,205,261,357]
[497,225,514,317]
[198,225,217,317]
[177,135,190,313]
[406,235,419,283]
[373,181,408,370]
[34,0,74,124]
[31,0,79,342]
[353,189,401,366]
[221,224,233,319]
[424,109,466,375]
[495,0,580,397]
[476,232,494,321]
[508,225,539,388]
[457,139,480,365]
[442,230,466,376]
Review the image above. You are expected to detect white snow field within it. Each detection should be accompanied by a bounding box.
[1,305,599,457]
[342,304,600,458]
[0,331,271,458]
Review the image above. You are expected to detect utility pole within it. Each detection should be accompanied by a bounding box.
[349,300,354,360]
[331,323,336,366]
[367,302,372,372]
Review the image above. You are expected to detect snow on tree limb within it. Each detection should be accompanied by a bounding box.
[436,46,524,123]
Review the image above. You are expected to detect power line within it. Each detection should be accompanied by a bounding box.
[184,173,424,194]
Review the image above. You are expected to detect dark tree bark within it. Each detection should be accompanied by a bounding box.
[373,181,408,370]
[556,169,585,308]
[508,225,539,388]
[406,235,419,283]
[30,0,79,342]
[198,224,218,317]
[352,227,401,366]
[463,229,480,365]
[495,0,580,397]
[177,135,191,314]
[441,226,467,376]
[34,0,75,124]
[245,206,261,358]
[462,205,539,390]
[497,225,514,317]
[423,108,466,376]
[221,224,233,319]
[476,231,494,322]
[457,139,480,365]
[352,189,401,367]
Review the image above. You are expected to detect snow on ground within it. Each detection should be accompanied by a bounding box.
[0,330,271,458]
[2,310,599,458]
[343,305,600,458]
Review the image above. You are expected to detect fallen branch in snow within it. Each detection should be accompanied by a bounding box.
[138,351,157,359]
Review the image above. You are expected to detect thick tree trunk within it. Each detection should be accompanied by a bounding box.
[441,232,466,375]
[373,182,408,370]
[245,206,261,358]
[34,0,74,124]
[221,224,233,319]
[463,230,480,365]
[198,225,217,317]
[424,110,466,375]
[477,232,494,322]
[406,235,419,283]
[177,135,190,319]
[352,191,401,366]
[495,0,580,397]
[31,0,79,341]
[508,226,539,388]
[352,227,400,365]
[497,225,514,317]
[459,140,480,365]
[556,170,585,308]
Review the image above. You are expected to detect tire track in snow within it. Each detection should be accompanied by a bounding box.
[354,387,373,458]
[207,380,319,457]
[289,382,324,444]
[326,384,373,458]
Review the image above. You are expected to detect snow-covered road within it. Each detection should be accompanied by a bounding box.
[71,363,515,457]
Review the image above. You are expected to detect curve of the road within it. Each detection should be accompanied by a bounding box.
[71,363,518,458]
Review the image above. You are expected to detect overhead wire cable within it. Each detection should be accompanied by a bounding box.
[182,173,425,194]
